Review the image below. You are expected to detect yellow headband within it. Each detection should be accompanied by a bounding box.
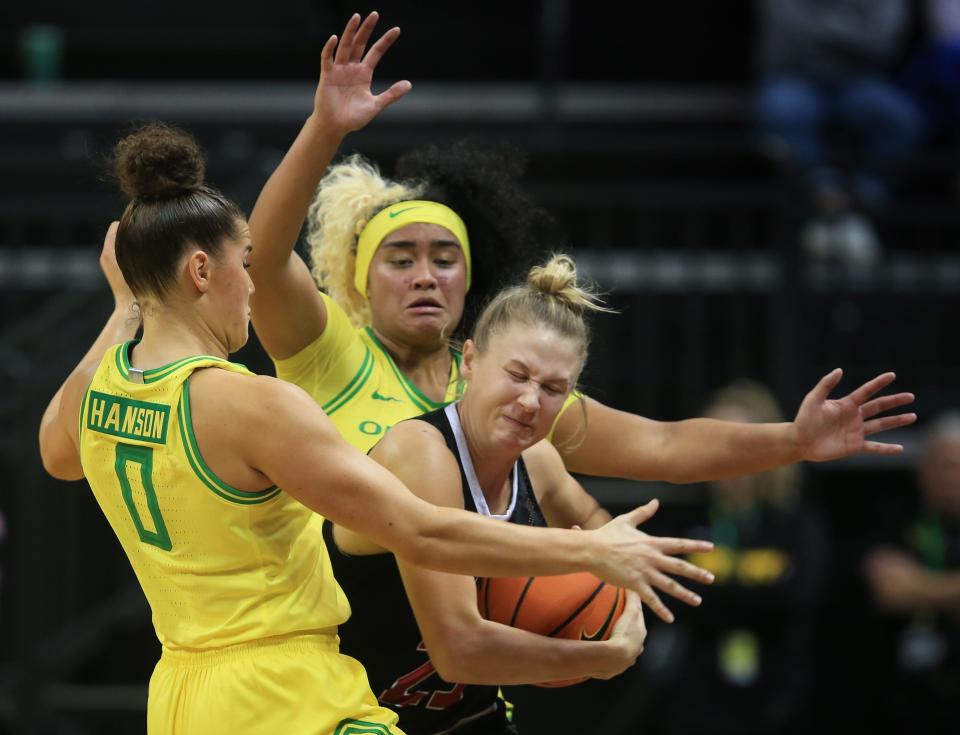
[354,200,471,298]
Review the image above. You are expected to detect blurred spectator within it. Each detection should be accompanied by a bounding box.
[903,1,960,137]
[863,412,960,733]
[755,0,925,266]
[651,381,828,735]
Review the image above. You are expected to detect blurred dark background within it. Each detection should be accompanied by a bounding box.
[2,1,959,733]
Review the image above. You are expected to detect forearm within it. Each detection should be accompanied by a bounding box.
[398,504,600,579]
[40,303,139,477]
[247,116,343,271]
[654,419,802,484]
[433,621,625,685]
[914,571,960,611]
[42,303,138,425]
[556,399,802,484]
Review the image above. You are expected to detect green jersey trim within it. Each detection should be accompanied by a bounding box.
[78,384,91,441]
[363,327,456,413]
[178,379,281,505]
[117,341,232,384]
[333,719,395,735]
[322,346,374,416]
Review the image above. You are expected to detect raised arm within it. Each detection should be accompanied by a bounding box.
[247,11,411,359]
[553,370,916,483]
[39,222,140,480]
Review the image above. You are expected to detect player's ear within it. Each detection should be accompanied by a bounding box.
[460,339,477,380]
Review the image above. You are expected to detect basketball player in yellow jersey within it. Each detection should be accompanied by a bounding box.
[39,124,706,735]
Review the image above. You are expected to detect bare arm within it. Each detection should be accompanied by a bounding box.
[202,373,704,594]
[247,11,411,359]
[398,561,644,685]
[374,424,644,684]
[39,222,140,480]
[865,548,960,614]
[554,371,916,483]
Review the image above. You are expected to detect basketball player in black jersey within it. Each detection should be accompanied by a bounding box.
[326,255,716,734]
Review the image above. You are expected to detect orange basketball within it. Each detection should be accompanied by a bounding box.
[477,572,626,687]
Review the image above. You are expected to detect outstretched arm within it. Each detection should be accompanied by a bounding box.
[247,11,411,359]
[39,222,140,480]
[217,375,708,596]
[553,370,916,483]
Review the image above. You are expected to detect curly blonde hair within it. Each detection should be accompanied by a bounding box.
[306,154,423,327]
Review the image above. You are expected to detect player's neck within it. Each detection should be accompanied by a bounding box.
[133,308,230,368]
[370,327,453,403]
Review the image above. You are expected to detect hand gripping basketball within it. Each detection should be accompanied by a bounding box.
[590,499,715,623]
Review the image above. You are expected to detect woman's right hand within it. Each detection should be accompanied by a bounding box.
[99,221,136,312]
[595,591,646,680]
[589,499,715,623]
[311,12,412,138]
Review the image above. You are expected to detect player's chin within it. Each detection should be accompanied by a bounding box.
[228,326,250,354]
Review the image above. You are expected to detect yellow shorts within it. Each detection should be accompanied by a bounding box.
[148,634,404,735]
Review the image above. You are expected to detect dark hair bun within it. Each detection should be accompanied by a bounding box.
[113,121,205,201]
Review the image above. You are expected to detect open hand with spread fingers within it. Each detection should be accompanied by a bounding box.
[312,11,412,138]
[591,499,715,624]
[793,369,916,462]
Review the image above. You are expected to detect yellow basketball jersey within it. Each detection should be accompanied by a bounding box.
[275,293,580,453]
[80,342,351,652]
[275,293,462,453]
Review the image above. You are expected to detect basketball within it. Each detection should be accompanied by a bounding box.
[477,572,627,687]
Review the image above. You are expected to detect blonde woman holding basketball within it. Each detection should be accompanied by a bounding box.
[38,124,711,735]
[326,254,717,735]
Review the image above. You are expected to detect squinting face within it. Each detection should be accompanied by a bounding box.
[366,223,468,348]
[208,222,255,354]
[461,322,581,452]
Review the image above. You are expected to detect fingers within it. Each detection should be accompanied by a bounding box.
[648,569,703,607]
[624,499,659,527]
[637,585,673,624]
[650,536,714,555]
[863,412,917,436]
[809,368,844,402]
[861,392,915,419]
[861,440,905,456]
[335,13,362,64]
[350,11,380,63]
[654,554,715,584]
[319,34,337,74]
[374,80,412,112]
[364,25,402,68]
[846,371,897,405]
[102,221,119,249]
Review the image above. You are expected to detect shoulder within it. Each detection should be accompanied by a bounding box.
[371,418,451,469]
[189,368,337,438]
[370,419,464,507]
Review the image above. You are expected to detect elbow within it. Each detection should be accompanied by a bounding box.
[423,620,497,685]
[39,437,82,482]
[40,454,83,482]
[428,638,490,685]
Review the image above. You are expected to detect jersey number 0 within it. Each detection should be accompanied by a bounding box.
[114,443,173,551]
